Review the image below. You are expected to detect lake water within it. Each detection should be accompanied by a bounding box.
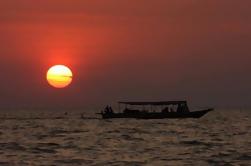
[0,109,250,165]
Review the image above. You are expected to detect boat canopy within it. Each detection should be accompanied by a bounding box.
[118,101,187,106]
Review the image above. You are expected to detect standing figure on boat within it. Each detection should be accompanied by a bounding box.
[177,103,190,113]
[104,105,114,114]
[162,107,169,113]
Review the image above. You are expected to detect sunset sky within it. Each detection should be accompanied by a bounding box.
[0,1,250,109]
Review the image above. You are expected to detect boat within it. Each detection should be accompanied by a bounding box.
[98,101,213,119]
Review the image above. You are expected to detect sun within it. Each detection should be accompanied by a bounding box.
[46,65,73,88]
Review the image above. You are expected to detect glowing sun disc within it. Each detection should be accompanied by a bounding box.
[46,65,73,88]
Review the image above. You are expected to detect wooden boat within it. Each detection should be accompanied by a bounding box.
[98,101,213,119]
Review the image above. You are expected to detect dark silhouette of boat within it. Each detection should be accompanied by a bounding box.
[98,101,213,119]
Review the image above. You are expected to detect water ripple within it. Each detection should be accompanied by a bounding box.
[0,109,250,165]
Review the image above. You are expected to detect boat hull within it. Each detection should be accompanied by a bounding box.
[100,109,213,119]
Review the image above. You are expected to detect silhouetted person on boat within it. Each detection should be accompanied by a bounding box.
[104,105,113,114]
[104,105,109,113]
[108,106,113,113]
[177,104,190,113]
[162,107,169,113]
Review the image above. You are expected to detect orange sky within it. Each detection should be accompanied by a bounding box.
[0,0,251,109]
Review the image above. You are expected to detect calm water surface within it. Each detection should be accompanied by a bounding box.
[0,109,250,165]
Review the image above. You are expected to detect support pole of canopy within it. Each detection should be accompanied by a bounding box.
[118,103,120,113]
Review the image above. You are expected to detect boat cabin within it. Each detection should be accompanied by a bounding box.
[118,101,190,113]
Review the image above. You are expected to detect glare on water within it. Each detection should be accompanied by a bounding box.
[0,109,250,165]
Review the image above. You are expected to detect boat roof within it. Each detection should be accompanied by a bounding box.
[118,101,187,105]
